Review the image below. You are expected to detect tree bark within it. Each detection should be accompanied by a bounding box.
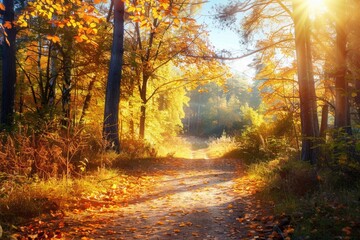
[139,105,146,139]
[1,0,16,128]
[334,0,351,134]
[103,0,125,152]
[355,78,360,119]
[139,72,149,139]
[79,78,95,124]
[61,34,73,126]
[292,0,319,164]
[48,42,57,108]
[320,104,329,138]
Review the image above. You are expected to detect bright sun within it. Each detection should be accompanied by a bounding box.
[307,0,326,17]
[307,0,327,12]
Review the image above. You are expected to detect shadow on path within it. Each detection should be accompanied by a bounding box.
[16,156,279,240]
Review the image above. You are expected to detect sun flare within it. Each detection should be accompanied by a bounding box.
[307,0,327,12]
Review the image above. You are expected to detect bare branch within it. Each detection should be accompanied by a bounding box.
[186,38,294,60]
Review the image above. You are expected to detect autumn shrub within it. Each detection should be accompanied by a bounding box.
[0,122,110,179]
[119,138,157,159]
[226,105,297,162]
[227,128,294,163]
[206,132,238,158]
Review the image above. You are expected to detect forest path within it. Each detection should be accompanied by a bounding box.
[59,157,276,240]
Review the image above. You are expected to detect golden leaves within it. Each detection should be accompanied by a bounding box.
[16,0,103,47]
[125,0,182,30]
[46,35,60,43]
[173,18,180,25]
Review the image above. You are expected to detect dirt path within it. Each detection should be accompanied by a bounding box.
[12,153,285,240]
[56,157,277,240]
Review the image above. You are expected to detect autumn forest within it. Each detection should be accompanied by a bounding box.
[0,0,359,239]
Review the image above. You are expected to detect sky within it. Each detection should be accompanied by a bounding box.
[196,0,256,82]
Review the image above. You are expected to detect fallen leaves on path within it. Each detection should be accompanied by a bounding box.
[8,158,292,240]
[232,176,295,240]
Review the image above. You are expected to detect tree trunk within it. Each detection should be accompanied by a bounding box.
[139,74,149,139]
[292,0,319,164]
[79,78,95,124]
[334,0,351,134]
[1,0,16,128]
[320,104,329,138]
[61,37,72,126]
[355,78,360,118]
[139,104,146,139]
[103,0,125,152]
[48,42,57,108]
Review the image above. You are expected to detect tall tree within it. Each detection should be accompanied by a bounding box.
[215,0,320,163]
[103,0,125,151]
[292,0,319,164]
[333,0,351,133]
[1,0,16,128]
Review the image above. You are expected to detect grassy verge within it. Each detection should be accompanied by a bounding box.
[243,158,360,239]
[0,168,154,238]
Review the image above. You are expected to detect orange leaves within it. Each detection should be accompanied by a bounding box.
[179,221,192,227]
[0,3,5,11]
[159,0,170,10]
[17,0,103,47]
[93,0,104,4]
[46,35,60,43]
[3,21,12,29]
[125,0,182,30]
[173,18,180,26]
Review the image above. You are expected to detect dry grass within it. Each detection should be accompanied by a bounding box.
[156,137,194,158]
[0,168,152,227]
[206,135,238,158]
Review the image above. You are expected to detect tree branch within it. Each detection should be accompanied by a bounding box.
[186,38,294,60]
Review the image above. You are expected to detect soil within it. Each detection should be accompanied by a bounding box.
[12,148,284,240]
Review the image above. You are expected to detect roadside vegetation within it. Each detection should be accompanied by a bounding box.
[227,115,360,239]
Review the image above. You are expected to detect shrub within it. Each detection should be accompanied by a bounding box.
[319,129,360,177]
[248,158,319,198]
[119,138,157,159]
[206,132,238,158]
[0,123,108,179]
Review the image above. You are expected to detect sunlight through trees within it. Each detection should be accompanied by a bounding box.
[0,0,359,238]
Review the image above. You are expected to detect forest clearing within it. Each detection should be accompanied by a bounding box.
[0,0,360,239]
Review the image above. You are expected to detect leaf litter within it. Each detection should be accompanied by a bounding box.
[9,158,292,240]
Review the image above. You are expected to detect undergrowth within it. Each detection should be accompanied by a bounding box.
[245,158,360,239]
[156,136,193,158]
[206,133,238,158]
